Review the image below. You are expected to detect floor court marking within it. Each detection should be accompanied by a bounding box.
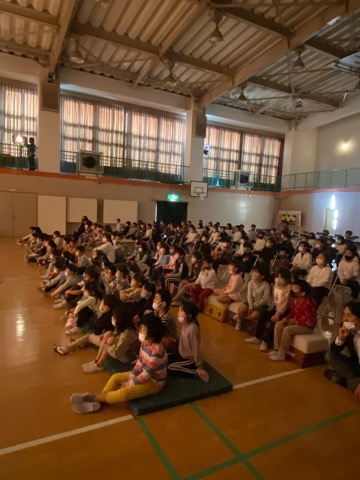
[0,368,316,460]
[137,416,181,480]
[0,414,133,457]
[232,368,304,390]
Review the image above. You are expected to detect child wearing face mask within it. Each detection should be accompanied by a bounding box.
[237,263,272,334]
[324,301,360,399]
[153,288,179,353]
[189,255,217,311]
[133,281,156,319]
[114,264,131,293]
[337,247,360,298]
[253,231,266,252]
[65,280,103,334]
[82,304,139,373]
[292,241,313,279]
[171,252,202,306]
[247,267,292,352]
[53,295,122,355]
[119,273,145,303]
[268,280,317,361]
[69,313,167,413]
[168,300,209,383]
[213,260,244,304]
[259,238,277,264]
[306,253,334,306]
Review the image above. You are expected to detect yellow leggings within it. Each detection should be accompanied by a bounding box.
[102,371,162,404]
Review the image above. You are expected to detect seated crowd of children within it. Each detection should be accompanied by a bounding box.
[17,218,360,411]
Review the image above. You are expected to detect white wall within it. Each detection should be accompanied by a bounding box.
[0,172,279,235]
[279,192,360,234]
[316,113,360,171]
[283,128,318,175]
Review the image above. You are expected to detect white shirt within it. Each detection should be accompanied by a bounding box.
[195,268,217,289]
[95,241,115,263]
[293,252,313,271]
[307,265,333,289]
[337,257,359,284]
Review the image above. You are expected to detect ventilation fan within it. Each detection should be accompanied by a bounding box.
[77,151,103,175]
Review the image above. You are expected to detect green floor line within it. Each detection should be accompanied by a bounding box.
[190,402,241,457]
[245,409,360,459]
[183,457,241,480]
[137,416,181,480]
[189,402,265,480]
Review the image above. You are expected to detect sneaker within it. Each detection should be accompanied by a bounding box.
[83,363,104,374]
[269,352,286,361]
[244,336,261,344]
[66,326,81,335]
[259,341,268,352]
[54,301,68,310]
[69,392,93,404]
[323,368,340,384]
[234,321,241,331]
[267,349,278,356]
[72,401,101,414]
[82,360,96,369]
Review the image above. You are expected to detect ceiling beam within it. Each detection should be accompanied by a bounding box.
[249,76,339,108]
[48,0,78,72]
[70,21,234,77]
[211,0,292,37]
[70,21,159,56]
[0,40,49,60]
[0,0,58,27]
[166,51,233,76]
[305,37,356,59]
[199,0,360,108]
[134,3,201,85]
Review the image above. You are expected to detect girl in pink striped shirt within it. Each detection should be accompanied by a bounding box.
[70,313,167,414]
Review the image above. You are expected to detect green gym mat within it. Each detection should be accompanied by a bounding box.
[103,357,233,416]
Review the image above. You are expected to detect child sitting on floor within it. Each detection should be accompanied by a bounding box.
[69,313,167,414]
[168,300,209,383]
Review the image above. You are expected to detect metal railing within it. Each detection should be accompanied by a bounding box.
[1,142,360,192]
[281,167,360,190]
[203,169,281,192]
[0,142,38,171]
[60,150,186,184]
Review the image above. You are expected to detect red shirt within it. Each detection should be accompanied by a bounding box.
[286,296,317,329]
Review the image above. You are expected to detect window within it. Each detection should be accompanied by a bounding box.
[203,125,241,179]
[203,125,283,185]
[241,133,282,181]
[61,95,125,162]
[60,95,185,177]
[0,81,37,146]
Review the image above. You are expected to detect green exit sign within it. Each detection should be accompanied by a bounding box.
[167,193,179,202]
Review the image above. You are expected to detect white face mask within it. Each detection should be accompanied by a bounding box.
[177,314,186,323]
[138,332,146,342]
[152,302,160,311]
[343,322,356,330]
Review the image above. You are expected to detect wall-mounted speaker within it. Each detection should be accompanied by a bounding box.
[233,170,252,189]
[77,151,104,175]
[40,81,60,113]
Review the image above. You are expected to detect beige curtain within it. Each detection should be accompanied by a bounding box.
[0,81,37,148]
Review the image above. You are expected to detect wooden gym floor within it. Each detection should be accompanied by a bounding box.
[0,237,359,480]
